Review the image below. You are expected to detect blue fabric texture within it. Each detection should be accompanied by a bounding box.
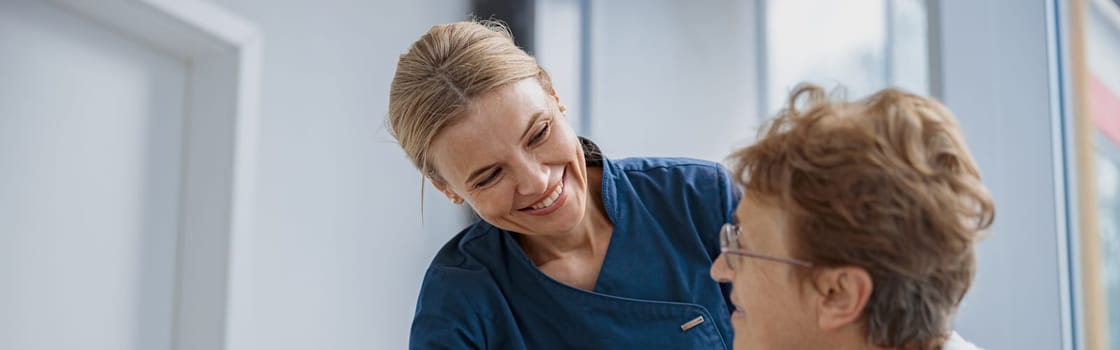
[410,153,741,350]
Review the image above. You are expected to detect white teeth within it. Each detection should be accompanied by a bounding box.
[531,181,564,210]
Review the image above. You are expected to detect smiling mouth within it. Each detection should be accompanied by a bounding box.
[528,181,563,210]
[519,168,566,211]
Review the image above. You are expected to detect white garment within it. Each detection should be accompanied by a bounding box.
[942,331,982,350]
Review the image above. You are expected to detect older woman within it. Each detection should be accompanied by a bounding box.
[711,85,993,350]
[390,21,737,349]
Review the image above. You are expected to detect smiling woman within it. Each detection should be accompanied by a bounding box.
[387,21,740,349]
[427,79,596,246]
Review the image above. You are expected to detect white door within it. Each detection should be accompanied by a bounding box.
[0,0,186,349]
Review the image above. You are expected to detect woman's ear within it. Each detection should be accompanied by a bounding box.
[812,267,873,331]
[430,178,464,204]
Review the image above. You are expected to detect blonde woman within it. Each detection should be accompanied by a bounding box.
[389,21,737,349]
[712,85,991,350]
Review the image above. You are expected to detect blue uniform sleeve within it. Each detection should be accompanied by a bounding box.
[699,163,742,262]
[410,313,483,350]
[409,268,488,350]
[720,164,742,239]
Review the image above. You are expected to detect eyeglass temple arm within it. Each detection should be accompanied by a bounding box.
[721,248,813,267]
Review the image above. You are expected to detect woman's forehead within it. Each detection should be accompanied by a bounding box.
[737,194,786,236]
[469,80,551,114]
[428,125,509,177]
[737,194,771,220]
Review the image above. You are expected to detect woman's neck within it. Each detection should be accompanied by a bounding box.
[518,166,613,264]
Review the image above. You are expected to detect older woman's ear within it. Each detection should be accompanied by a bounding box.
[812,267,873,332]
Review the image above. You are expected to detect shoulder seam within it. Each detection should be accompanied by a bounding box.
[616,158,720,174]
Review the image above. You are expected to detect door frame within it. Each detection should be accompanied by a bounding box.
[48,1,260,349]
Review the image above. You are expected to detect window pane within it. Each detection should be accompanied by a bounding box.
[764,0,928,112]
[1086,0,1120,348]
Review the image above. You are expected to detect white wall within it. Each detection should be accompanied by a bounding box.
[535,0,586,134]
[587,0,762,162]
[0,0,185,349]
[202,1,471,349]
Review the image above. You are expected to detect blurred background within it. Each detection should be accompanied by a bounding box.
[0,0,1118,349]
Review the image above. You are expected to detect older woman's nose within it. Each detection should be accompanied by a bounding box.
[711,255,733,283]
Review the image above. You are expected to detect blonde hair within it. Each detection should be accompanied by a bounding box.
[388,20,553,184]
[728,84,995,350]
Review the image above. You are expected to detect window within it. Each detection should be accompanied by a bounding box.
[763,0,928,112]
[1084,0,1120,348]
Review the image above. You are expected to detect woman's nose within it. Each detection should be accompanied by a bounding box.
[710,254,733,283]
[514,161,550,197]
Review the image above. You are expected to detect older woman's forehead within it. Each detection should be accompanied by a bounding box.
[737,193,771,219]
[736,195,788,242]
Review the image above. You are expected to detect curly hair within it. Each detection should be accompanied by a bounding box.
[728,84,995,350]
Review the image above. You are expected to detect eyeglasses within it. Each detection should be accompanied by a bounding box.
[720,223,813,270]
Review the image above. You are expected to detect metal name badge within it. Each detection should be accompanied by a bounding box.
[680,315,705,331]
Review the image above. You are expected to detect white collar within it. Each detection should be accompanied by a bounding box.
[942,331,982,350]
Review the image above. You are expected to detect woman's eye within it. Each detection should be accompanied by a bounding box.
[529,122,550,145]
[475,168,501,188]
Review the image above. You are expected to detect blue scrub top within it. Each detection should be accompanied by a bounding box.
[410,153,740,349]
